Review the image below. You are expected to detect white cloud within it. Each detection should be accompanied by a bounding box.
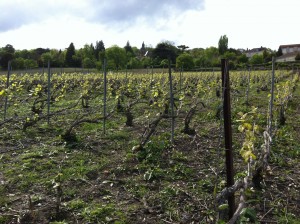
[0,0,299,50]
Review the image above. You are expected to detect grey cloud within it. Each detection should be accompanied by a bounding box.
[87,0,205,25]
[0,0,82,32]
[0,0,205,32]
[0,1,38,31]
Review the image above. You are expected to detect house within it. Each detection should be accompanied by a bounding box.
[245,47,266,58]
[237,48,246,53]
[276,44,300,62]
[279,44,300,55]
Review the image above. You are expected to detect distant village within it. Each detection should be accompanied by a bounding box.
[242,44,300,62]
[1,41,300,71]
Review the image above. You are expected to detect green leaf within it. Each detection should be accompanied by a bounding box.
[238,125,245,132]
[144,170,153,181]
[240,207,258,222]
[243,123,252,130]
[218,204,229,211]
[0,89,5,96]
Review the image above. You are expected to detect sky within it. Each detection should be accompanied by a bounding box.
[0,0,299,51]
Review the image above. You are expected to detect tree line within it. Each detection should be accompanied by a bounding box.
[0,36,281,71]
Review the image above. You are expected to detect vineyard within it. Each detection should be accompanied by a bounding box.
[0,64,299,223]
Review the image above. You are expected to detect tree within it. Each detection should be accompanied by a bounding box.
[95,40,105,62]
[41,52,52,64]
[237,54,249,65]
[249,54,264,65]
[105,45,127,70]
[141,57,151,68]
[0,44,15,69]
[82,57,95,68]
[204,47,220,67]
[24,59,38,69]
[262,49,273,63]
[83,44,96,59]
[176,53,194,70]
[192,47,218,68]
[295,53,300,61]
[31,48,50,66]
[124,41,133,54]
[0,52,14,69]
[152,41,178,64]
[276,47,283,57]
[177,45,189,53]
[127,57,142,69]
[223,51,236,61]
[160,59,168,70]
[3,44,15,54]
[65,43,76,67]
[15,49,31,59]
[80,44,96,68]
[140,42,147,57]
[12,58,25,69]
[218,35,228,55]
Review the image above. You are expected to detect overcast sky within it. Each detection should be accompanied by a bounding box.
[0,0,299,51]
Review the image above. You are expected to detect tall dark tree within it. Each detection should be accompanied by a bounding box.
[33,48,50,66]
[140,42,147,57]
[15,49,31,59]
[95,40,105,60]
[65,42,76,67]
[263,49,273,63]
[218,35,228,55]
[0,44,15,69]
[3,44,15,54]
[152,41,178,64]
[177,45,189,53]
[90,43,95,57]
[276,47,283,57]
[124,41,133,54]
[0,52,14,69]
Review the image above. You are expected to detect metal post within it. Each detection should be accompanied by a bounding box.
[4,61,11,120]
[47,60,51,125]
[221,59,235,219]
[103,59,107,135]
[180,65,183,93]
[246,67,251,105]
[168,57,175,144]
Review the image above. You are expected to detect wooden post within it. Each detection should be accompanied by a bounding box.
[221,59,235,219]
[269,57,275,134]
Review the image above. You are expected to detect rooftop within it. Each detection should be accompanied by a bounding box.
[279,44,300,48]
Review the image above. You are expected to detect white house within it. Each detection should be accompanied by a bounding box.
[279,44,300,55]
[245,47,266,58]
[276,44,300,62]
